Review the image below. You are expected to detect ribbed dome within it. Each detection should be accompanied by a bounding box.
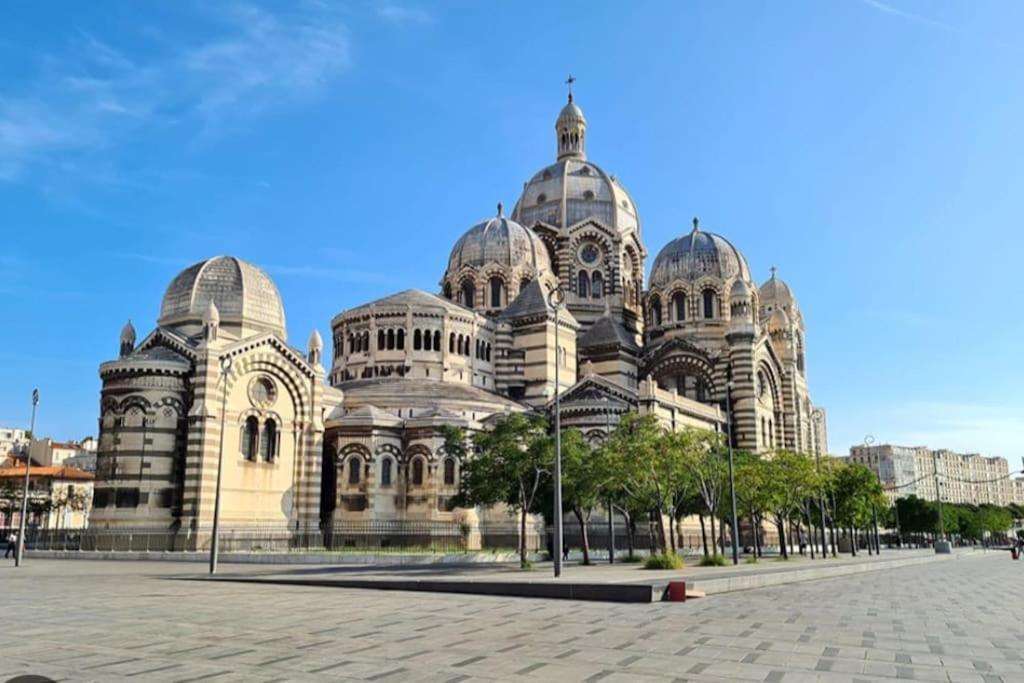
[649,219,752,288]
[446,210,552,275]
[760,271,795,308]
[557,98,586,126]
[158,256,286,338]
[120,319,136,343]
[513,158,639,236]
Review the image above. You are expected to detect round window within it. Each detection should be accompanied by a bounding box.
[248,376,278,409]
[579,243,600,265]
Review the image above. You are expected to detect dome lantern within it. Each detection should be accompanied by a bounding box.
[556,76,587,161]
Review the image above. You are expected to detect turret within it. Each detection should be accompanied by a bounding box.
[308,329,323,367]
[203,301,220,342]
[119,319,136,358]
[555,78,587,161]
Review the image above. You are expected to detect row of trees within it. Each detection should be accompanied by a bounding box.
[892,495,1018,545]
[446,412,893,568]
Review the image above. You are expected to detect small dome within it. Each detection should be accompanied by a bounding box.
[760,269,796,308]
[159,256,286,338]
[446,210,551,275]
[768,307,791,333]
[730,278,752,300]
[650,218,752,288]
[557,98,586,126]
[120,319,136,343]
[308,329,323,351]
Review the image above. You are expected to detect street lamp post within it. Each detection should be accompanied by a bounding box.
[811,410,828,558]
[725,369,739,565]
[549,287,565,578]
[863,435,880,555]
[15,389,39,568]
[209,356,232,575]
[603,397,614,565]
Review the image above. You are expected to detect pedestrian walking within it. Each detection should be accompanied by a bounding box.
[5,531,17,559]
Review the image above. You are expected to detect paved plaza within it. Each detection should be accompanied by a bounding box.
[1,554,1021,682]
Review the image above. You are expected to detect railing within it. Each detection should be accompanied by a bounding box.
[4,521,545,555]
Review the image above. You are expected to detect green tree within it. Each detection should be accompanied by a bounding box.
[448,413,552,568]
[733,451,769,557]
[603,414,673,552]
[833,462,884,554]
[559,429,607,565]
[690,434,730,558]
[762,450,817,559]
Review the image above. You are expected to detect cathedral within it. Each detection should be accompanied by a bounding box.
[90,90,827,543]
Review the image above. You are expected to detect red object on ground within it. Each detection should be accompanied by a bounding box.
[1012,548,1019,560]
[665,581,687,601]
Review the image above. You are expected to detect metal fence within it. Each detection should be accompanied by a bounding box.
[3,521,545,555]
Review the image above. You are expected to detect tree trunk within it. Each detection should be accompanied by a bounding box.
[751,515,760,559]
[519,507,528,568]
[669,516,677,555]
[777,518,788,559]
[709,514,717,557]
[625,513,636,559]
[849,527,857,556]
[654,508,669,554]
[574,507,591,565]
[699,514,709,557]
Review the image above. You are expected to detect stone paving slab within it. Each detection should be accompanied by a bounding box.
[2,554,1023,682]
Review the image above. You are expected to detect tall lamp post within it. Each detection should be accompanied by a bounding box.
[725,367,739,565]
[864,435,881,554]
[209,355,232,575]
[603,397,615,565]
[548,287,565,578]
[15,388,40,568]
[811,409,828,558]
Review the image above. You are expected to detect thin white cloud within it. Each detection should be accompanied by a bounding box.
[859,0,1016,51]
[377,3,434,26]
[0,4,352,181]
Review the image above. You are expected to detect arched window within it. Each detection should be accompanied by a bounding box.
[347,335,354,353]
[412,458,424,486]
[380,458,392,487]
[443,457,456,485]
[242,416,259,461]
[456,335,463,355]
[577,270,589,298]
[443,283,452,300]
[386,329,395,350]
[461,281,475,308]
[397,329,405,350]
[591,271,603,299]
[672,292,686,322]
[649,295,662,326]
[449,333,455,353]
[433,330,441,351]
[485,343,491,361]
[583,189,595,200]
[489,277,504,308]
[413,329,422,350]
[348,457,361,484]
[465,337,472,356]
[703,289,715,319]
[260,420,277,461]
[377,330,385,350]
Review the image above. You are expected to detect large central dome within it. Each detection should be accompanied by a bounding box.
[158,256,286,339]
[512,94,640,237]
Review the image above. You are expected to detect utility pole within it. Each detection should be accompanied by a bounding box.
[15,389,40,568]
[725,368,739,565]
[604,398,614,565]
[209,356,232,575]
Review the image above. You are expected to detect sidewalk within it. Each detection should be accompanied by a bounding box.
[191,546,991,602]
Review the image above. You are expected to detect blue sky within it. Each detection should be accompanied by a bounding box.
[1,1,1022,462]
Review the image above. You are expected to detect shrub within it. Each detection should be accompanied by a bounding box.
[621,553,643,564]
[699,553,728,567]
[643,553,684,570]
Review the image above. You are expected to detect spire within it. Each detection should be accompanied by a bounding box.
[496,201,504,217]
[203,301,220,342]
[307,329,323,366]
[555,77,587,161]
[692,216,700,234]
